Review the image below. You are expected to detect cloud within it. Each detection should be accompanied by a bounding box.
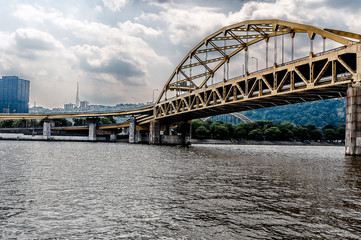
[101,0,128,12]
[118,21,162,38]
[140,4,227,47]
[13,3,62,23]
[72,44,146,85]
[15,28,63,52]
[6,2,172,107]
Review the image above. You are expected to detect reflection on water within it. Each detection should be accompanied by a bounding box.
[0,141,360,239]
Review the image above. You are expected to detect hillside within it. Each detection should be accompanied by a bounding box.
[241,98,346,128]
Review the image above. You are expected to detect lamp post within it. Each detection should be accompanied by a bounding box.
[251,57,258,71]
[152,89,158,103]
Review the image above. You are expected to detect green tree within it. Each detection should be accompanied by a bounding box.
[277,122,294,140]
[264,126,281,141]
[248,129,263,140]
[0,120,14,128]
[235,124,248,140]
[54,118,72,127]
[224,122,235,139]
[336,125,345,140]
[294,126,310,141]
[310,129,322,141]
[212,124,229,139]
[323,128,337,141]
[195,125,210,139]
[100,116,116,125]
[73,118,87,126]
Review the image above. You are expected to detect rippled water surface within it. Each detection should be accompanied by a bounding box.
[0,141,361,239]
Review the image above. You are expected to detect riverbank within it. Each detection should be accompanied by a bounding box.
[191,138,345,146]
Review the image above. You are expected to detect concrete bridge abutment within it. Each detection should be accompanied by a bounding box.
[345,86,361,155]
[148,120,191,146]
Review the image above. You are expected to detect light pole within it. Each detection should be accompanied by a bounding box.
[152,89,158,103]
[252,57,258,71]
[251,57,258,71]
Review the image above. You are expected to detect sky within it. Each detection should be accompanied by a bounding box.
[1,0,361,108]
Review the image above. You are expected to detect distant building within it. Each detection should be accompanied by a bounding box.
[64,103,76,110]
[0,76,30,113]
[79,100,89,109]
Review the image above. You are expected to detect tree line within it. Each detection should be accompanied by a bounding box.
[192,119,345,142]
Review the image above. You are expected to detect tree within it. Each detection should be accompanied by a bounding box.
[73,118,87,126]
[192,120,207,134]
[100,116,116,125]
[224,122,235,139]
[195,125,210,139]
[277,122,294,140]
[248,129,263,140]
[0,120,14,128]
[235,124,248,140]
[336,125,345,140]
[310,129,322,141]
[264,126,281,141]
[294,126,310,142]
[213,124,229,139]
[54,118,72,127]
[323,128,337,141]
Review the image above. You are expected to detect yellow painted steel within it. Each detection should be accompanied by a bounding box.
[155,45,358,120]
[156,19,361,105]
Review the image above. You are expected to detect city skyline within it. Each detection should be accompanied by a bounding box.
[0,0,360,108]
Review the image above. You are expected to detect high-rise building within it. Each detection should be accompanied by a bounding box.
[64,103,76,110]
[80,100,89,109]
[0,76,30,113]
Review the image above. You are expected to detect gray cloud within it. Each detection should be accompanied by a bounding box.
[80,57,145,83]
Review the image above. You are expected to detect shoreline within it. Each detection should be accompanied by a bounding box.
[191,139,345,146]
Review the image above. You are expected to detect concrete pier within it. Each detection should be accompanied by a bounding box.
[43,119,54,140]
[149,120,160,144]
[129,117,136,143]
[345,86,361,155]
[87,118,99,141]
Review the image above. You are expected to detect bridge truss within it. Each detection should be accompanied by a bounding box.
[155,19,361,122]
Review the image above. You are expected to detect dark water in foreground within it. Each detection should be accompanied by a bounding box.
[0,141,360,239]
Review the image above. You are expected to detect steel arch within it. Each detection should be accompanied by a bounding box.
[156,19,361,105]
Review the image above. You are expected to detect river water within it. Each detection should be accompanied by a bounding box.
[0,141,360,239]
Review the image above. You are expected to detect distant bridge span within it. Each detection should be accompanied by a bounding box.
[1,19,361,154]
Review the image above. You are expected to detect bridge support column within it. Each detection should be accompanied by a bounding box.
[43,119,53,140]
[129,116,136,143]
[87,118,99,141]
[149,120,160,145]
[346,86,361,155]
[110,131,117,142]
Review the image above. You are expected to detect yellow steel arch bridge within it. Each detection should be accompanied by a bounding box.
[154,19,361,121]
[1,19,361,154]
